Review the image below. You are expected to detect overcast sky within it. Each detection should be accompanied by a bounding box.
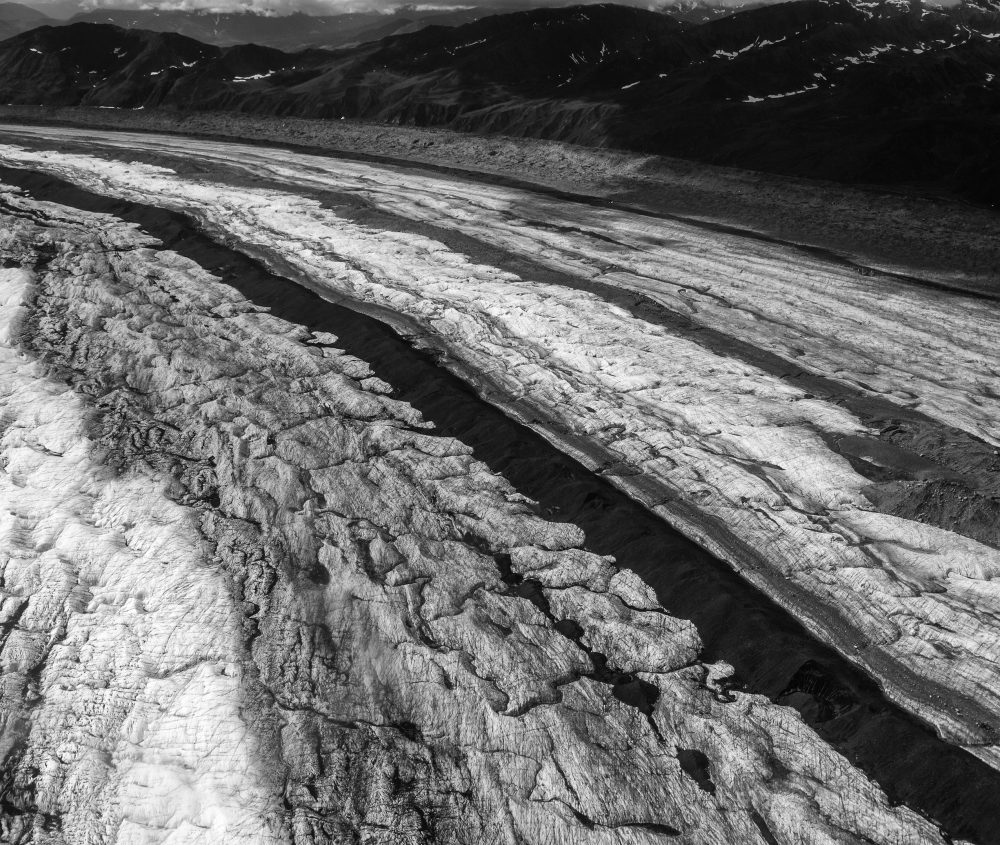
[28,0,759,18]
[26,0,957,19]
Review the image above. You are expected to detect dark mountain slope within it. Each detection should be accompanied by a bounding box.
[0,23,220,106]
[606,0,1000,200]
[1,1,998,203]
[368,5,687,92]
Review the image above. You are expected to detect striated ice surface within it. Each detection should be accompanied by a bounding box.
[0,266,284,844]
[0,178,951,843]
[0,136,997,758]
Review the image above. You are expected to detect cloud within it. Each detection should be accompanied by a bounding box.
[74,0,367,12]
[30,0,753,16]
[25,0,963,20]
[45,0,496,13]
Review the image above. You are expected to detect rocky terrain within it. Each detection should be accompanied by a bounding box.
[1,0,999,202]
[0,147,975,844]
[1,124,999,842]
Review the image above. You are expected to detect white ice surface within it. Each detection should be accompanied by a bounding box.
[0,263,285,844]
[1,133,999,754]
[0,187,952,845]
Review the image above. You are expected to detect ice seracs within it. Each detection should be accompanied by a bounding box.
[0,181,950,843]
[2,133,998,768]
[0,258,283,844]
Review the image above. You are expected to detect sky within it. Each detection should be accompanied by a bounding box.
[22,0,961,20]
[25,0,756,19]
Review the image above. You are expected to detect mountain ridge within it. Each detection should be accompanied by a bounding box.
[1,0,997,203]
[0,1,50,40]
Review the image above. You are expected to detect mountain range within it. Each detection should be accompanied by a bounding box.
[0,1,753,50]
[0,1,49,40]
[62,6,505,51]
[1,0,998,203]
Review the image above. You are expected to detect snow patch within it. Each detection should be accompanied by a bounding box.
[743,82,819,102]
[232,70,277,82]
[713,35,786,59]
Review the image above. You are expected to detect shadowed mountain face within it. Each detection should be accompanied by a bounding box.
[1,0,998,202]
[0,23,224,106]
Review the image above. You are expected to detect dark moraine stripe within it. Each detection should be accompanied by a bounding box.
[9,134,999,551]
[11,132,998,554]
[4,165,1000,845]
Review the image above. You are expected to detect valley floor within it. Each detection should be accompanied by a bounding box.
[0,120,998,844]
